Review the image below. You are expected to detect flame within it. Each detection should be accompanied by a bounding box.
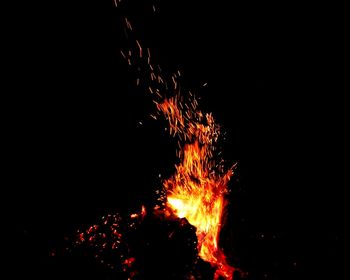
[113,2,239,278]
[157,94,236,279]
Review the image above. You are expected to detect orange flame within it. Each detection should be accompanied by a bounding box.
[157,94,236,279]
[117,6,239,276]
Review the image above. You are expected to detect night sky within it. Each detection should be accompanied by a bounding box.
[8,1,346,279]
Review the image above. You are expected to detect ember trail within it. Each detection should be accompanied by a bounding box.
[70,1,241,279]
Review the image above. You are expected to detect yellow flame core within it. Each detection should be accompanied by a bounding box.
[157,95,235,279]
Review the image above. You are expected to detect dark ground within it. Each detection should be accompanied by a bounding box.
[6,0,347,279]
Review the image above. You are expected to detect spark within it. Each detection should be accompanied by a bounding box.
[136,40,142,58]
[70,2,241,279]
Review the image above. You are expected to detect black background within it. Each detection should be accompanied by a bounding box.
[7,0,347,279]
